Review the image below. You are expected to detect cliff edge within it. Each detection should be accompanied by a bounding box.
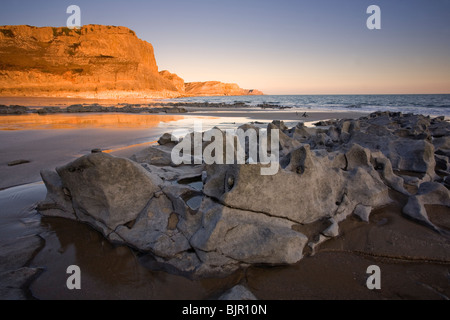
[0,25,263,99]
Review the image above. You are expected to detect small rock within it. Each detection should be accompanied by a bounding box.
[354,204,372,223]
[218,285,257,300]
[7,160,30,166]
[91,148,102,153]
[308,234,329,256]
[158,133,177,146]
[322,218,339,237]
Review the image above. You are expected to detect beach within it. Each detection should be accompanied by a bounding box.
[1,103,449,300]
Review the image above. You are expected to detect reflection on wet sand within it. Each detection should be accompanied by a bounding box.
[0,113,185,130]
[30,217,243,300]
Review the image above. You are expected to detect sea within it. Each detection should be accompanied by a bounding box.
[167,94,450,117]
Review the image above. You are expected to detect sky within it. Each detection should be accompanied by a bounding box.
[1,0,449,95]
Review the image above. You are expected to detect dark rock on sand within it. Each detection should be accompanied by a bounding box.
[7,159,31,166]
[218,285,257,300]
[0,105,29,114]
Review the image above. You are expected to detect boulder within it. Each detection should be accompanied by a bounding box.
[54,152,162,230]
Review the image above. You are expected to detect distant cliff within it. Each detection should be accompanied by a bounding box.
[185,81,263,96]
[0,25,263,98]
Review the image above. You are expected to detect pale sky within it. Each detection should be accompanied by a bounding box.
[1,0,449,94]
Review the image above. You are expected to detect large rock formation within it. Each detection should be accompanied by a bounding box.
[159,70,185,93]
[38,112,450,277]
[0,25,182,98]
[0,25,263,98]
[185,81,263,96]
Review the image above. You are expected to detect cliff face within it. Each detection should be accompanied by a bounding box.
[0,25,179,98]
[185,81,263,96]
[0,25,262,98]
[159,70,185,93]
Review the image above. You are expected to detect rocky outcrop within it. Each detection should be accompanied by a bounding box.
[0,25,262,98]
[38,112,450,277]
[185,81,263,96]
[159,70,185,93]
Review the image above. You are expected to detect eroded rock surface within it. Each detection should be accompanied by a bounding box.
[38,112,450,276]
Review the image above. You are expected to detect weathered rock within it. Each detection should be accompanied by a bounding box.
[37,170,75,219]
[218,285,258,300]
[271,120,288,132]
[322,218,339,237]
[140,163,205,182]
[114,194,191,258]
[268,123,301,155]
[403,182,450,234]
[204,145,390,225]
[308,234,330,256]
[292,123,313,141]
[36,112,450,277]
[327,126,340,142]
[158,132,178,146]
[190,198,308,265]
[130,144,176,166]
[353,204,372,223]
[371,151,408,194]
[54,152,162,230]
[387,139,436,176]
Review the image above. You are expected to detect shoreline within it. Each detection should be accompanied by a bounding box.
[0,109,367,190]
